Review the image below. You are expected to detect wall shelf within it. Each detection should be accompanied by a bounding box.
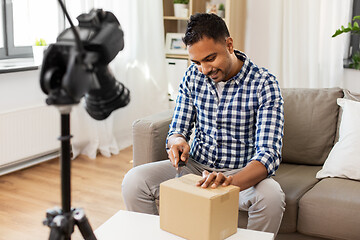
[163,16,189,21]
[166,54,189,59]
[162,0,246,58]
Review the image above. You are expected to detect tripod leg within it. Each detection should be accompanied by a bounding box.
[44,208,75,240]
[60,112,72,213]
[74,208,97,240]
[45,109,96,240]
[45,109,75,240]
[48,215,67,240]
[44,208,64,240]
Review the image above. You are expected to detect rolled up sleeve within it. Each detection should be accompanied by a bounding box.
[167,69,197,145]
[251,77,284,176]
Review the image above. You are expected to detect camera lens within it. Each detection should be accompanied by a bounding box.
[85,67,130,120]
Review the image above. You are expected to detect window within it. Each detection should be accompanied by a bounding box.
[346,0,360,68]
[0,1,5,57]
[0,0,62,60]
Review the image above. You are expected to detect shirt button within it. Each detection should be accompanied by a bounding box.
[217,126,221,129]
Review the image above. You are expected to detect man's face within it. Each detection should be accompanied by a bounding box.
[188,36,233,83]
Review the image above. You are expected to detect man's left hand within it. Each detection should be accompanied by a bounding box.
[196,170,233,188]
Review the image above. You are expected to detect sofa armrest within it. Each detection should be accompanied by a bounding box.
[132,109,173,167]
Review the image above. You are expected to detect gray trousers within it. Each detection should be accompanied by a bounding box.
[122,158,285,236]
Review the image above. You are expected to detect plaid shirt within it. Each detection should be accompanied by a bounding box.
[168,51,284,176]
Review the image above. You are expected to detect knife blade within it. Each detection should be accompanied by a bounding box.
[166,147,187,178]
[176,160,186,178]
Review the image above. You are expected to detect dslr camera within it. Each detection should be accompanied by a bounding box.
[40,8,130,120]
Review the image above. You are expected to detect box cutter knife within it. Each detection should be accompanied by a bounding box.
[176,160,186,178]
[166,148,186,178]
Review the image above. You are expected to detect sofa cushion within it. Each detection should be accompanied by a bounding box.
[273,163,321,233]
[237,163,321,233]
[276,233,328,240]
[298,178,360,239]
[132,109,173,167]
[281,88,343,165]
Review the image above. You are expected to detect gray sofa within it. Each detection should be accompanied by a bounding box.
[132,88,360,240]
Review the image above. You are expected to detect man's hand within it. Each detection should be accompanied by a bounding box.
[196,170,233,188]
[167,135,190,168]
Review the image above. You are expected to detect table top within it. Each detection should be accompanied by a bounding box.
[95,210,274,240]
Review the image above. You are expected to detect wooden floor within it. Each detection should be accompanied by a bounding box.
[0,146,133,240]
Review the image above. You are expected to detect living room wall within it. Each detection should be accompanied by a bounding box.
[244,0,352,89]
[0,69,43,112]
[343,68,360,93]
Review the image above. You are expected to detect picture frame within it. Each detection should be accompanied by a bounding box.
[165,33,187,55]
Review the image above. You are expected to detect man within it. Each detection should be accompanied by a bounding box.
[122,13,285,235]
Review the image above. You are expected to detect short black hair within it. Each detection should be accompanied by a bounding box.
[183,13,230,46]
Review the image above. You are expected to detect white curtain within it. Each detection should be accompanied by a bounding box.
[245,0,352,88]
[66,0,168,159]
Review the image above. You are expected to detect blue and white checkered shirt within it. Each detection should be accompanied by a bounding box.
[168,51,284,176]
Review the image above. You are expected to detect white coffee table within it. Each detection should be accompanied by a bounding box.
[95,210,274,240]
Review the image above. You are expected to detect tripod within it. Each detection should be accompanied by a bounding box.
[43,106,97,240]
[40,2,129,239]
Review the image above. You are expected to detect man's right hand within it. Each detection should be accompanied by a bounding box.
[167,135,190,168]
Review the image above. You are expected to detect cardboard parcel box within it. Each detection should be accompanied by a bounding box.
[160,174,240,240]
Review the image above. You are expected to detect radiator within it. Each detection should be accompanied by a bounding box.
[0,105,60,175]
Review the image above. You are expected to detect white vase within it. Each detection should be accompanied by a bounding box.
[32,45,48,66]
[174,3,188,18]
[217,10,225,18]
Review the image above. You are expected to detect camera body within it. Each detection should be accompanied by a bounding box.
[40,9,130,120]
[58,9,124,65]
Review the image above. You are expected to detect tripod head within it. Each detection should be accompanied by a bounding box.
[40,8,130,120]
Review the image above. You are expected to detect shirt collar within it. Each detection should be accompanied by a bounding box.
[229,50,251,86]
[198,50,251,87]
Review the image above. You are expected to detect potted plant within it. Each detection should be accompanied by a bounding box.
[32,38,48,66]
[332,16,360,70]
[217,3,225,18]
[173,0,189,18]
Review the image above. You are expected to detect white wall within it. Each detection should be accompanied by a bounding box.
[343,69,360,94]
[0,69,61,172]
[0,69,46,112]
[0,68,134,157]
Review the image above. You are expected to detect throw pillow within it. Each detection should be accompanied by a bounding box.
[316,98,360,180]
[334,89,360,143]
